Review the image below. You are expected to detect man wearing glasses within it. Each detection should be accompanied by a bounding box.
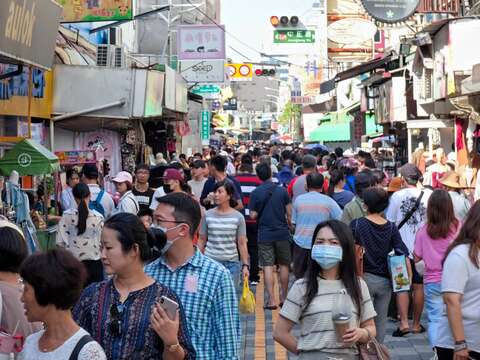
[145,192,241,359]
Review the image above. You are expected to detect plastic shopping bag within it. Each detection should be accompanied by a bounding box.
[388,255,411,293]
[239,278,256,314]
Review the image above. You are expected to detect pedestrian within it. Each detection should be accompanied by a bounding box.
[145,193,241,358]
[249,163,292,309]
[423,148,448,188]
[273,220,377,359]
[188,160,207,200]
[73,213,194,359]
[132,164,155,212]
[156,153,168,165]
[338,157,359,193]
[138,208,154,229]
[350,187,410,342]
[434,201,480,360]
[198,180,249,291]
[235,154,263,284]
[20,249,107,359]
[328,169,355,209]
[439,171,471,221]
[200,155,243,210]
[60,168,80,211]
[0,220,42,338]
[56,183,104,287]
[413,189,460,348]
[386,163,432,336]
[112,171,139,215]
[287,154,317,202]
[81,163,115,218]
[292,172,342,279]
[341,171,376,225]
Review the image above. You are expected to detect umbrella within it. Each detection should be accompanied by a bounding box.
[304,143,329,151]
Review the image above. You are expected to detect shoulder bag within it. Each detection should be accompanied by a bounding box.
[397,191,424,230]
[358,328,391,360]
[68,334,95,360]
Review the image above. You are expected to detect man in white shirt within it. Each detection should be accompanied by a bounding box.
[60,169,80,211]
[188,160,207,200]
[81,164,115,219]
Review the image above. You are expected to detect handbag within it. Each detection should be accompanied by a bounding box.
[358,328,391,360]
[239,278,255,314]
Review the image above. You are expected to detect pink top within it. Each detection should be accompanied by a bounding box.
[414,223,459,283]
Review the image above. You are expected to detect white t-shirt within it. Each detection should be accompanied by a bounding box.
[87,184,115,219]
[20,328,106,360]
[386,187,432,256]
[188,178,207,200]
[149,187,166,211]
[112,191,139,215]
[435,244,480,352]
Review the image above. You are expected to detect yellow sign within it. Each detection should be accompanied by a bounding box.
[226,63,253,82]
[59,0,133,23]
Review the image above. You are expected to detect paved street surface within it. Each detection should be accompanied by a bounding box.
[240,274,433,360]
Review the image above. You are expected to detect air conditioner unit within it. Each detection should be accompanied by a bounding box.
[112,46,125,68]
[96,45,125,68]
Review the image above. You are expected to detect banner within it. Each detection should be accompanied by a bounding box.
[177,25,226,60]
[60,0,133,22]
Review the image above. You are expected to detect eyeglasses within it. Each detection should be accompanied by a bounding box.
[109,304,122,336]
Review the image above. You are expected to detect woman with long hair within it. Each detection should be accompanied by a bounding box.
[56,183,104,287]
[273,220,376,359]
[434,201,480,360]
[198,180,249,291]
[328,169,354,209]
[414,189,459,348]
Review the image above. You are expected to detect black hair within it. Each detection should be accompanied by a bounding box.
[36,184,45,198]
[138,208,153,219]
[20,249,86,310]
[135,164,150,173]
[306,173,324,190]
[104,213,152,262]
[328,169,345,196]
[256,162,272,181]
[355,171,376,199]
[72,183,90,236]
[179,154,187,160]
[334,147,344,158]
[371,169,385,185]
[213,180,238,208]
[66,168,79,183]
[364,157,376,169]
[363,187,389,214]
[241,153,253,165]
[211,155,227,173]
[304,220,362,316]
[192,159,206,169]
[193,152,202,158]
[155,192,202,238]
[0,227,27,272]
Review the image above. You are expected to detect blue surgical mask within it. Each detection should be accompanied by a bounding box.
[311,244,343,270]
[150,224,182,254]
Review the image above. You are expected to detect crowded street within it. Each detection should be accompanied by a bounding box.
[1,0,480,360]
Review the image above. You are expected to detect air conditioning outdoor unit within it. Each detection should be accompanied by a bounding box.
[96,45,125,68]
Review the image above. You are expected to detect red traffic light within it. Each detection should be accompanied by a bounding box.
[270,16,280,27]
[255,68,276,77]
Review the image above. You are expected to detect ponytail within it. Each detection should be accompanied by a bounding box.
[72,183,91,236]
[328,169,345,197]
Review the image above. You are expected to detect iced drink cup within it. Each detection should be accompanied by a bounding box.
[332,314,351,342]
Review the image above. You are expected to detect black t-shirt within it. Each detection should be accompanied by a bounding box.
[132,187,155,212]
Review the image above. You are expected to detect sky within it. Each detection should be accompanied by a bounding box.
[221,0,316,62]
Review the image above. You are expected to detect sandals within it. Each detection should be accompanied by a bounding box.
[263,304,277,310]
[412,324,426,334]
[392,327,411,337]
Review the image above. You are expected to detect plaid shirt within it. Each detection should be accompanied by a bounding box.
[145,250,240,360]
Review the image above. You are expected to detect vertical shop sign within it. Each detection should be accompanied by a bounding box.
[200,110,210,145]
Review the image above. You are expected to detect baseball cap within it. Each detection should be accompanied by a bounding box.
[161,168,184,182]
[112,171,133,184]
[81,163,99,179]
[399,163,422,181]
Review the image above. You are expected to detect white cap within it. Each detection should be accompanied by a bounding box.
[112,171,133,184]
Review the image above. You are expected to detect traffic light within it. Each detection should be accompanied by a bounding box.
[255,68,276,77]
[270,15,299,28]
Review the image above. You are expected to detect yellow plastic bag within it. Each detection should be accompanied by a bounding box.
[239,278,256,314]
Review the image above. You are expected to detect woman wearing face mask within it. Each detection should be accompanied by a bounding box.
[198,180,249,291]
[273,220,377,359]
[73,213,195,360]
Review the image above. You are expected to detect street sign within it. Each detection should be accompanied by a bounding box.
[226,63,253,81]
[180,60,225,83]
[192,85,221,94]
[200,110,211,145]
[274,30,315,44]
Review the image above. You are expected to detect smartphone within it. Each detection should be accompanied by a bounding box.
[158,296,179,320]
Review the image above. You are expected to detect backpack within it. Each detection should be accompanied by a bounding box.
[89,190,105,217]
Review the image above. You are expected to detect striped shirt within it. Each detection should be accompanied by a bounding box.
[145,250,240,360]
[280,277,376,353]
[235,173,262,223]
[200,209,246,262]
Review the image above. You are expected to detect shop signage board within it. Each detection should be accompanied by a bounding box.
[60,0,133,22]
[361,0,420,23]
[273,30,316,44]
[0,0,63,70]
[55,150,97,165]
[177,25,226,60]
[180,60,225,83]
[200,110,211,145]
[327,18,377,45]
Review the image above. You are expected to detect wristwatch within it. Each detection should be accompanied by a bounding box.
[166,342,181,352]
[454,340,467,352]
[242,264,250,269]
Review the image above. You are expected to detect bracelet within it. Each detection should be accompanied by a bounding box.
[242,264,250,269]
[454,341,468,352]
[166,342,181,352]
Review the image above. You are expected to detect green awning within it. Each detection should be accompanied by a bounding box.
[309,122,351,142]
[0,139,59,176]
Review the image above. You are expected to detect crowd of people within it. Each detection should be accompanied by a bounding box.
[0,143,479,360]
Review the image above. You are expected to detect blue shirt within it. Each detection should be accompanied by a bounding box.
[144,250,240,360]
[292,191,342,249]
[249,181,291,243]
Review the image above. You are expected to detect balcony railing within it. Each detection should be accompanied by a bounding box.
[416,0,460,14]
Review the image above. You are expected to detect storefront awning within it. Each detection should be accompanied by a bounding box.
[309,122,350,142]
[0,139,59,176]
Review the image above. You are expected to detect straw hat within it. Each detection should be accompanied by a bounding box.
[439,171,463,189]
[387,177,403,192]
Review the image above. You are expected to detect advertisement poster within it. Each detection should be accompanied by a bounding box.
[55,150,97,165]
[177,25,226,60]
[59,0,133,22]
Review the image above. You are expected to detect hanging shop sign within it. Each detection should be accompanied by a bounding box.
[55,150,97,165]
[0,0,63,70]
[273,30,316,44]
[60,0,133,22]
[327,18,377,45]
[226,63,253,82]
[200,110,211,145]
[180,59,225,83]
[177,25,226,61]
[144,71,164,117]
[361,0,420,23]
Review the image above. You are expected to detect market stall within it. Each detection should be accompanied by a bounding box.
[0,139,60,252]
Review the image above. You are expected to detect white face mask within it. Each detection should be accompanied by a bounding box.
[150,223,183,254]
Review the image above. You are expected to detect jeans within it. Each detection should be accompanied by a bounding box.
[424,282,443,347]
[219,260,241,294]
[363,272,392,343]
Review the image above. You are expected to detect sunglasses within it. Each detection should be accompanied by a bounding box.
[109,304,123,336]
